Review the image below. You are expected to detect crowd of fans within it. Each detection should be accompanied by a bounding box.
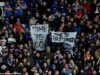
[0,0,100,75]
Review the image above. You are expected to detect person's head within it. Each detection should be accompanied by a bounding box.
[56,50,60,55]
[81,32,84,36]
[36,53,40,57]
[5,1,10,6]
[43,63,47,68]
[84,0,87,3]
[9,24,13,28]
[16,58,19,63]
[24,43,28,48]
[65,64,69,70]
[48,15,52,22]
[34,73,39,75]
[62,68,66,73]
[92,70,97,75]
[60,23,65,28]
[59,26,64,32]
[9,53,14,58]
[42,1,47,6]
[46,46,50,53]
[17,0,21,4]
[63,59,66,64]
[73,69,77,74]
[80,69,84,74]
[0,57,3,63]
[26,61,31,66]
[35,12,39,18]
[48,71,52,75]
[26,52,31,57]
[67,21,72,27]
[33,50,37,55]
[18,62,24,68]
[2,26,7,31]
[5,70,11,75]
[52,64,56,70]
[22,67,27,73]
[16,18,21,24]
[58,53,63,59]
[69,59,74,65]
[35,3,38,8]
[9,33,14,38]
[19,54,23,59]
[97,32,100,38]
[19,44,23,49]
[73,22,77,27]
[47,8,51,12]
[46,59,50,65]
[23,58,27,64]
[61,16,65,22]
[27,11,31,15]
[67,54,72,59]
[54,70,59,75]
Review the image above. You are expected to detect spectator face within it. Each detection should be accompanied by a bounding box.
[9,24,13,28]
[35,3,38,8]
[16,18,21,24]
[61,17,65,22]
[42,2,47,6]
[36,12,39,17]
[46,59,50,64]
[5,1,10,6]
[23,58,27,63]
[46,47,50,53]
[22,67,27,73]
[48,16,52,21]
[43,63,47,68]
[60,23,65,27]
[92,70,97,75]
[2,26,7,31]
[17,0,20,4]
[16,59,19,63]
[70,60,74,65]
[73,69,77,74]
[9,54,14,58]
[36,53,40,57]
[59,26,63,32]
[5,71,11,75]
[24,43,28,48]
[52,64,56,70]
[19,62,24,68]
[19,54,23,59]
[48,71,52,75]
[9,34,13,38]
[47,8,51,12]
[68,54,72,59]
[0,57,3,63]
[84,0,87,3]
[63,59,66,64]
[27,11,31,15]
[26,52,31,57]
[26,61,31,66]
[19,44,23,49]
[54,70,59,75]
[62,68,66,73]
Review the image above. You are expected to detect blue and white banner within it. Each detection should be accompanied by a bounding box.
[51,32,77,47]
[30,24,48,51]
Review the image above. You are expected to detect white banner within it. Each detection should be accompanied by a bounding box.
[51,32,77,47]
[30,24,48,51]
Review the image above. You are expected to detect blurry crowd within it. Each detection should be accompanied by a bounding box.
[0,0,100,75]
